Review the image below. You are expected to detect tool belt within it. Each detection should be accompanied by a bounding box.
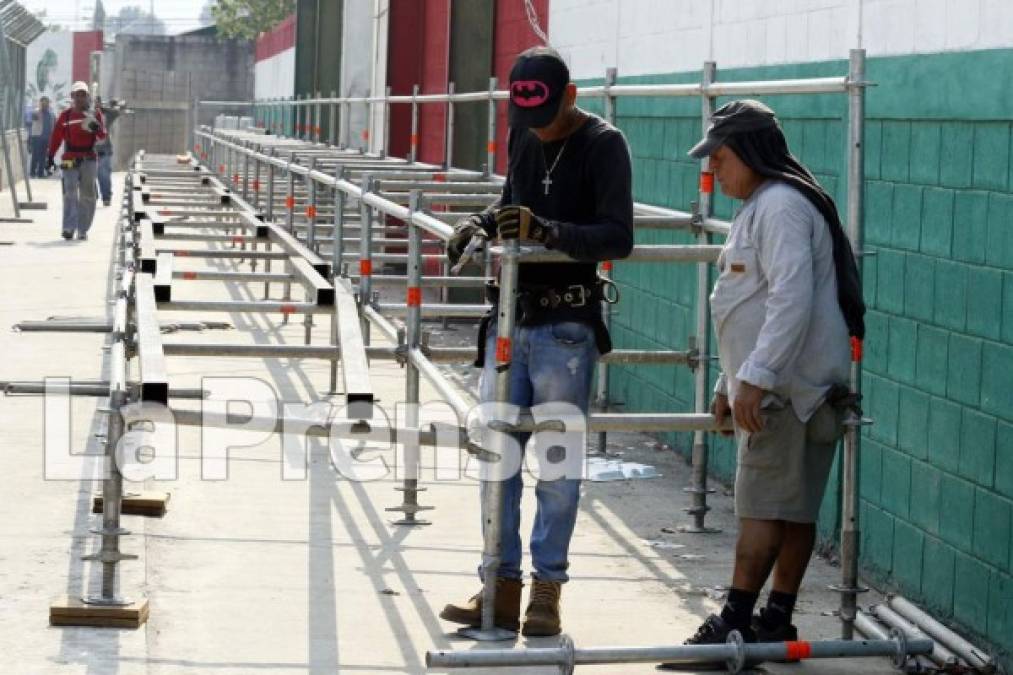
[473,279,616,367]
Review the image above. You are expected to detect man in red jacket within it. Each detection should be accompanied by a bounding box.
[48,81,106,240]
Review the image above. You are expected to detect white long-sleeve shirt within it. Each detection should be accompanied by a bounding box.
[710,180,850,423]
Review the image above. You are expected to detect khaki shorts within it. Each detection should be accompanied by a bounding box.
[734,396,844,523]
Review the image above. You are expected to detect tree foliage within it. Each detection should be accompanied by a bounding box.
[209,0,295,40]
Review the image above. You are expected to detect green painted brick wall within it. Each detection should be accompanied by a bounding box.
[587,48,1013,666]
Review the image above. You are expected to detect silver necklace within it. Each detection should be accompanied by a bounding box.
[541,138,569,195]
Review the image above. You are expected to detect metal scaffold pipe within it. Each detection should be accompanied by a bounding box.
[426,633,933,673]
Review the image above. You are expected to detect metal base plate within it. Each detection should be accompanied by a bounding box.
[457,625,517,642]
[677,525,722,534]
[390,518,431,527]
[18,202,47,210]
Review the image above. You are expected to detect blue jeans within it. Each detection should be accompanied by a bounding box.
[61,159,98,235]
[30,137,47,177]
[96,152,112,203]
[478,319,598,583]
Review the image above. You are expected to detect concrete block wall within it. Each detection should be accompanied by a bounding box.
[593,47,1013,666]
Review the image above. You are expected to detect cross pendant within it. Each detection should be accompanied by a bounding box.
[542,173,552,195]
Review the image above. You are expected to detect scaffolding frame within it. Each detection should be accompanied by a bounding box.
[191,50,873,657]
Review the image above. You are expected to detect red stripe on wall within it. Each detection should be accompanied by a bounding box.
[493,0,549,174]
[419,0,450,166]
[387,0,425,159]
[256,14,296,62]
[72,31,104,84]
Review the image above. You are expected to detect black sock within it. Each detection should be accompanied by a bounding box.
[761,590,797,628]
[720,588,759,629]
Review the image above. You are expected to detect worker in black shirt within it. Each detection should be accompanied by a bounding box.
[440,46,634,637]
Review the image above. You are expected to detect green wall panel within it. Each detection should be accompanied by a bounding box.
[588,48,1013,666]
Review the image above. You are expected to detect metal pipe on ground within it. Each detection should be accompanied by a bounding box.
[870,603,962,670]
[887,596,994,673]
[427,633,933,672]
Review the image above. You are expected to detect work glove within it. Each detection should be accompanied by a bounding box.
[494,205,554,244]
[83,113,99,133]
[47,156,55,172]
[447,214,485,266]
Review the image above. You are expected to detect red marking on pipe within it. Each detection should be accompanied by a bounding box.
[218,164,225,173]
[305,205,317,219]
[361,129,370,140]
[406,287,421,307]
[232,173,240,184]
[158,210,174,215]
[496,337,512,364]
[232,236,245,245]
[314,126,321,135]
[359,259,372,276]
[182,271,197,280]
[194,144,200,152]
[784,641,812,662]
[285,195,295,210]
[280,304,296,315]
[486,140,496,153]
[602,261,613,272]
[851,337,863,363]
[409,133,419,147]
[700,171,714,194]
[433,174,446,183]
[201,152,207,160]
[252,180,260,192]
[176,250,190,257]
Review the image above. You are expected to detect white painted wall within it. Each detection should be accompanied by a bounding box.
[550,0,1013,80]
[24,29,74,109]
[340,0,375,150]
[368,0,389,154]
[254,47,295,100]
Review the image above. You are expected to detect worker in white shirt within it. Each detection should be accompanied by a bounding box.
[663,100,865,663]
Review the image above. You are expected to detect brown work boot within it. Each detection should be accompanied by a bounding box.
[521,578,562,636]
[439,578,522,632]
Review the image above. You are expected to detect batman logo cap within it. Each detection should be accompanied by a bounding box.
[508,46,570,129]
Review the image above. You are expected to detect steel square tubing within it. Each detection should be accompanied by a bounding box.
[261,219,330,277]
[138,219,157,272]
[134,275,169,405]
[153,253,173,302]
[289,257,334,306]
[333,277,373,413]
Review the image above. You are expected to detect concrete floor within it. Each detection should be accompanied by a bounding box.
[0,174,898,674]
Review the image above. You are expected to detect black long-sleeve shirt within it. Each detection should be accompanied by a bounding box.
[479,111,634,288]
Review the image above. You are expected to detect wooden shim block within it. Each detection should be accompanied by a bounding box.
[50,597,149,629]
[93,491,170,518]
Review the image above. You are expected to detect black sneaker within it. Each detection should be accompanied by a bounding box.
[752,609,799,663]
[77,231,87,241]
[657,615,756,671]
[61,230,73,240]
[753,609,798,642]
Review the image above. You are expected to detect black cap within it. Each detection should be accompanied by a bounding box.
[508,46,569,129]
[688,99,778,159]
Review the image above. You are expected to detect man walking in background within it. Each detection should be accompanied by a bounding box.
[27,96,55,178]
[48,81,106,241]
[94,97,127,206]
